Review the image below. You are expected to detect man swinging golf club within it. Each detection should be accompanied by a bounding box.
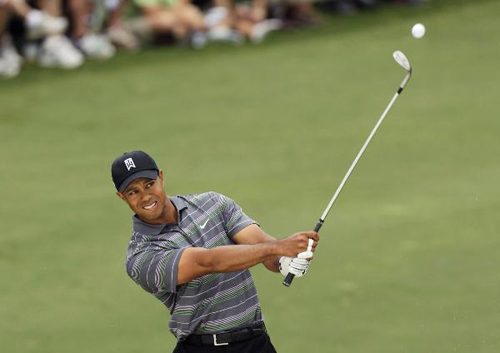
[112,150,319,352]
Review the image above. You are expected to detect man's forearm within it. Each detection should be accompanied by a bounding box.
[178,230,319,284]
[263,256,280,273]
[204,242,279,273]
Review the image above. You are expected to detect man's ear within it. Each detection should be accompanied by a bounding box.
[158,169,164,185]
[116,191,127,202]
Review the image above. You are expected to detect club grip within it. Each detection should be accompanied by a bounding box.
[313,219,324,233]
[283,272,295,287]
[282,219,324,287]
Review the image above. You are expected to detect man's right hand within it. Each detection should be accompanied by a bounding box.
[279,237,315,277]
[277,231,319,258]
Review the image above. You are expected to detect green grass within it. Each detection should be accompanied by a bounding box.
[1,0,500,352]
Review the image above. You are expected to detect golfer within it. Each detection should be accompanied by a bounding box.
[112,150,319,352]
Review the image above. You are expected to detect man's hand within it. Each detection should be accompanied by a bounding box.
[277,231,319,258]
[279,238,314,278]
[279,257,310,277]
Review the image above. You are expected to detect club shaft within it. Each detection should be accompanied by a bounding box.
[320,91,401,221]
[283,72,411,287]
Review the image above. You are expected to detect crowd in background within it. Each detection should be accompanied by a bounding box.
[0,0,424,79]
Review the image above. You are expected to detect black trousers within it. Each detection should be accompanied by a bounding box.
[173,332,278,353]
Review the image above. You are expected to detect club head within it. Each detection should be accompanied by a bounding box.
[393,51,412,72]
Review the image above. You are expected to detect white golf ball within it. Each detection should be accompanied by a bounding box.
[412,23,426,39]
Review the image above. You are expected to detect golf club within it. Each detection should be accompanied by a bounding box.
[283,50,413,287]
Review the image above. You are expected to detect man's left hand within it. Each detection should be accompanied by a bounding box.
[279,257,310,277]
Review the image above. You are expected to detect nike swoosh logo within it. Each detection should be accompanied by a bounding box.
[199,219,209,229]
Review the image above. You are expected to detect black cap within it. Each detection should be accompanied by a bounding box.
[111,151,159,192]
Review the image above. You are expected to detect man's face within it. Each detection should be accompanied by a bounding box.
[117,170,168,223]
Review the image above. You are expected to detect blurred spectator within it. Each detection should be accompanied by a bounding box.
[65,0,116,59]
[105,0,140,49]
[203,2,242,44]
[274,0,322,28]
[32,0,84,68]
[2,0,426,79]
[204,0,282,44]
[232,0,282,43]
[1,0,83,77]
[10,0,67,39]
[0,0,21,77]
[132,0,209,49]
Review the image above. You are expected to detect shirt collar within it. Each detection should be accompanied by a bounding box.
[132,196,188,235]
[170,195,188,213]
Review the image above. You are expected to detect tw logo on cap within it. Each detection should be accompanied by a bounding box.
[124,158,136,171]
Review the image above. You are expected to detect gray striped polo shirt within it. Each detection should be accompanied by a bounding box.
[125,192,264,340]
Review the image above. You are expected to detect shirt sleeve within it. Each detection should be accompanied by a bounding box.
[218,193,258,237]
[126,239,187,295]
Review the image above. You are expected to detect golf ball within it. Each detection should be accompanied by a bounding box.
[412,23,426,39]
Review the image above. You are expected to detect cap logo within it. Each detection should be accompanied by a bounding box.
[124,158,136,171]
